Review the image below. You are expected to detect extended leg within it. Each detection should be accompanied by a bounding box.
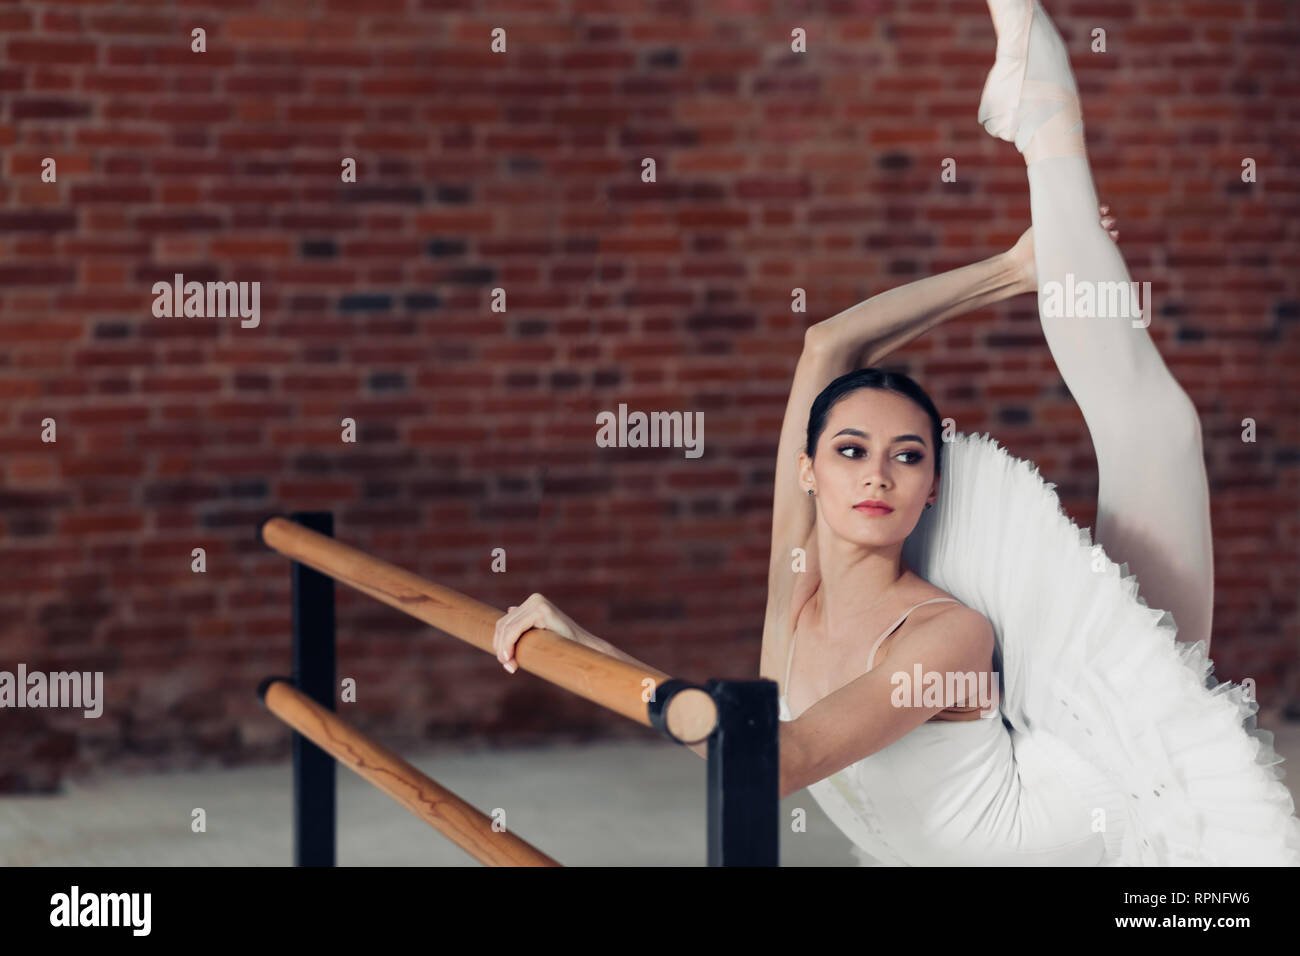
[1029,157,1213,652]
[983,0,1214,651]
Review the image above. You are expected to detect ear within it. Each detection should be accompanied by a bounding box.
[797,450,814,494]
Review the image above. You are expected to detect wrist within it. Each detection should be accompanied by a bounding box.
[579,632,641,669]
[993,250,1034,298]
[576,629,605,651]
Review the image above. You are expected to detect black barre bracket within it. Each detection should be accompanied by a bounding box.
[646,678,705,744]
[285,511,336,868]
[649,676,781,867]
[704,678,780,867]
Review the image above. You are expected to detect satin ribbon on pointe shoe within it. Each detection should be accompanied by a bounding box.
[1018,79,1088,165]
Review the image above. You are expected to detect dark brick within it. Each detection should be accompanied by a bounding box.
[426,239,466,257]
[647,48,680,68]
[301,239,336,258]
[338,294,392,312]
[12,97,92,119]
[435,185,471,203]
[0,211,78,232]
[291,454,335,474]
[686,312,756,332]
[986,334,1040,348]
[93,322,132,339]
[403,293,442,310]
[340,185,424,203]
[504,371,539,388]
[446,266,494,285]
[230,479,268,499]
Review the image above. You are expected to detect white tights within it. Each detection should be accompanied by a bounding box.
[1026,155,1214,653]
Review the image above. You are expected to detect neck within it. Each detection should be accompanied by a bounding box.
[814,524,907,637]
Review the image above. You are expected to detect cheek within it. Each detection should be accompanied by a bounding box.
[905,470,933,503]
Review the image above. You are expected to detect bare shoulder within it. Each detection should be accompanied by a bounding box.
[916,598,994,666]
[905,589,993,653]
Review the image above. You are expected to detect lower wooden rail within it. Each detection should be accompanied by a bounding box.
[258,676,561,867]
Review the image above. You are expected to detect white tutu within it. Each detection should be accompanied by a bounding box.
[900,431,1300,865]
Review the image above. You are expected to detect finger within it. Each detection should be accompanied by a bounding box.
[498,615,515,662]
[1109,229,1119,240]
[495,605,520,661]
[1099,204,1109,214]
[1100,217,1115,228]
[501,609,537,665]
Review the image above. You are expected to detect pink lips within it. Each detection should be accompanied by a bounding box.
[854,499,894,516]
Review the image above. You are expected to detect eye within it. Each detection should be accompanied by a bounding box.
[835,444,924,464]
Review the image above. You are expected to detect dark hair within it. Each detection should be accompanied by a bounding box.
[805,367,944,476]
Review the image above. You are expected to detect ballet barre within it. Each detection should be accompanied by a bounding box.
[257,511,780,866]
[258,676,560,865]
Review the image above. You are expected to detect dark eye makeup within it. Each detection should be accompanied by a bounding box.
[835,443,925,464]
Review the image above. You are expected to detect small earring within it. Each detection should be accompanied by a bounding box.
[925,502,933,510]
[807,488,815,496]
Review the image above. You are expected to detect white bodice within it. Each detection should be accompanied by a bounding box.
[778,693,1107,865]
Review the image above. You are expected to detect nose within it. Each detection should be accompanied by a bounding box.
[861,456,892,489]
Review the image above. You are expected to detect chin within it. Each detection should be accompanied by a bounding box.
[840,526,914,548]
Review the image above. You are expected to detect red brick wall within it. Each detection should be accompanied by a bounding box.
[1,1,1296,792]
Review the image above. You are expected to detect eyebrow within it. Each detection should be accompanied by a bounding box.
[831,428,928,446]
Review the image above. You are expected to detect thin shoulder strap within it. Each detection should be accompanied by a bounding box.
[784,595,960,690]
[864,597,961,673]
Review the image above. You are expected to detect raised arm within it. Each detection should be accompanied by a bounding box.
[765,245,1034,644]
[808,240,1033,369]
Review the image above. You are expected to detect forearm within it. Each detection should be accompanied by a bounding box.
[580,630,710,760]
[810,251,1031,367]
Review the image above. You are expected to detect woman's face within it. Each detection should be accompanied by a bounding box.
[799,389,939,548]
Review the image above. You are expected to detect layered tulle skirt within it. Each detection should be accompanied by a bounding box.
[899,431,1300,865]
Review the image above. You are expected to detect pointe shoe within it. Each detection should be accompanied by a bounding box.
[977,0,1033,142]
[977,0,1087,164]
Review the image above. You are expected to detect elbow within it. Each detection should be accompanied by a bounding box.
[802,323,830,356]
[803,322,873,370]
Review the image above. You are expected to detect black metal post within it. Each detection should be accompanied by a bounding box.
[705,678,780,866]
[289,511,336,866]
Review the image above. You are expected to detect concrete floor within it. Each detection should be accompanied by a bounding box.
[4,718,1299,866]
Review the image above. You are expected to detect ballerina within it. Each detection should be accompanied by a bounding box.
[493,0,1300,865]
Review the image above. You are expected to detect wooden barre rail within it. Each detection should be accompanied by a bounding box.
[261,516,717,743]
[258,677,561,866]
